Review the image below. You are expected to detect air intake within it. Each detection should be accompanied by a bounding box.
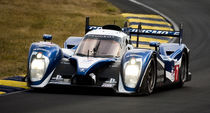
[102,25,122,31]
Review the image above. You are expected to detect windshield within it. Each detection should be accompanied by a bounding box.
[75,35,121,58]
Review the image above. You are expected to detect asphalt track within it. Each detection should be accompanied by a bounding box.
[1,0,210,113]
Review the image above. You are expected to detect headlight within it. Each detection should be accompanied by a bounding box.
[124,58,142,88]
[30,53,49,82]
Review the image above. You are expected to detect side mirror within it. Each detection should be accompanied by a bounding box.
[149,41,160,51]
[127,44,133,50]
[43,34,52,41]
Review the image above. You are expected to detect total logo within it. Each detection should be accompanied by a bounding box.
[55,75,63,81]
[172,65,179,82]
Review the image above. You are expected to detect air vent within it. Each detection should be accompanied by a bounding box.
[67,45,75,49]
[102,25,122,31]
[166,51,174,55]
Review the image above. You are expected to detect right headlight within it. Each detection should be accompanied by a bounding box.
[30,52,49,82]
[123,58,142,88]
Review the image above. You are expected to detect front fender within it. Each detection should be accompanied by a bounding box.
[119,49,154,93]
[27,42,62,87]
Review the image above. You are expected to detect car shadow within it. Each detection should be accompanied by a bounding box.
[26,86,118,97]
[26,84,192,97]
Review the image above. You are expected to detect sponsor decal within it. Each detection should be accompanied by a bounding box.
[174,65,179,82]
[77,57,103,69]
[101,78,117,88]
[89,26,102,30]
[105,78,117,84]
[51,75,71,84]
[55,75,63,81]
[89,26,179,36]
[101,84,115,88]
[34,48,50,53]
[126,54,141,58]
[129,28,180,36]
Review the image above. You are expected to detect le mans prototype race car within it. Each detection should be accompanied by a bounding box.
[26,17,191,95]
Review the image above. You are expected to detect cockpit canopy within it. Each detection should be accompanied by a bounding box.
[75,34,121,58]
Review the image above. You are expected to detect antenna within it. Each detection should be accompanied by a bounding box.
[124,21,128,34]
[124,21,128,28]
[179,24,183,45]
[136,23,142,48]
[124,21,132,44]
[85,17,90,34]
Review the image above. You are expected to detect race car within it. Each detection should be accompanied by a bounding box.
[26,17,191,95]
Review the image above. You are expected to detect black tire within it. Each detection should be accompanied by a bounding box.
[139,58,156,95]
[177,52,187,87]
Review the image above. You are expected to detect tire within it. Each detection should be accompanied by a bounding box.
[177,52,187,87]
[139,58,156,95]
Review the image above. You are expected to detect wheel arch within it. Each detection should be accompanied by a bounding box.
[119,49,157,93]
[137,53,157,94]
[27,42,62,87]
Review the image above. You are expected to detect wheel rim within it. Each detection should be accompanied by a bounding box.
[181,57,187,82]
[147,64,155,93]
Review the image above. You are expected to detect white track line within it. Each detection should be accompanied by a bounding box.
[0,89,30,97]
[129,0,178,42]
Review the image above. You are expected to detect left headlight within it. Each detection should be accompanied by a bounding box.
[30,53,49,82]
[123,58,142,88]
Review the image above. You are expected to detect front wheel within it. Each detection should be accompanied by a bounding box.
[139,58,156,95]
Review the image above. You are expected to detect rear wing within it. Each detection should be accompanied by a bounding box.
[85,17,183,48]
[123,22,183,47]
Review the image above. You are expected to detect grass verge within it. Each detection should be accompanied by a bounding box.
[0,0,125,78]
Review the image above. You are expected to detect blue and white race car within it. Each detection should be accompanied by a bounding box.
[26,17,191,95]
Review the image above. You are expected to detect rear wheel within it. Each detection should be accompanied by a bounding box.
[139,58,156,95]
[177,52,187,87]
